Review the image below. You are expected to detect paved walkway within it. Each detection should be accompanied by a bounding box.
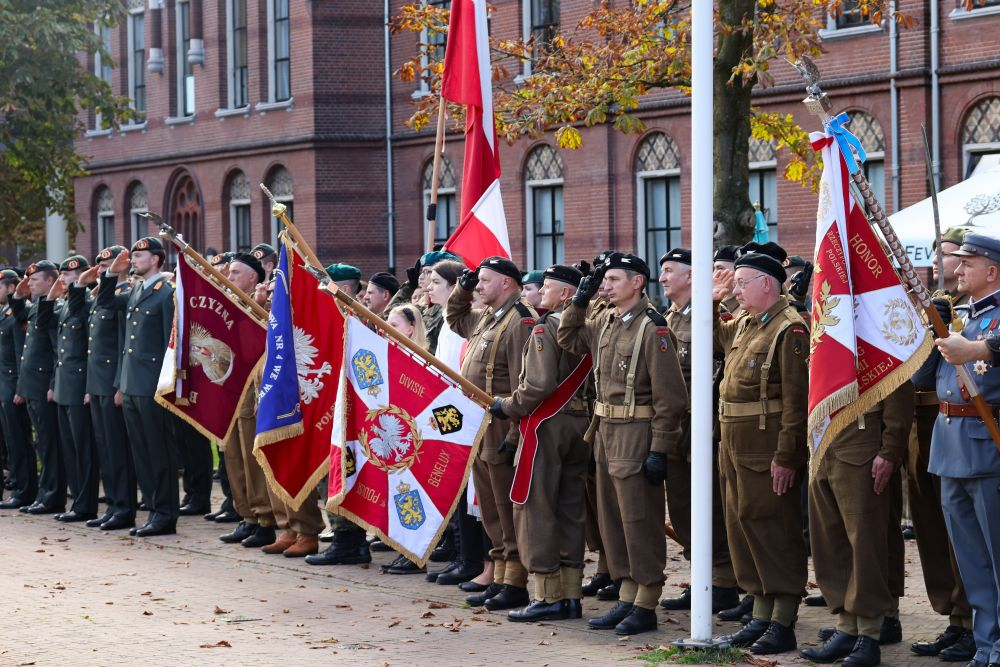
[0,489,955,666]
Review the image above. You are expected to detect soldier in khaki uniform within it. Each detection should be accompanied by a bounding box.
[447,256,536,611]
[558,252,686,636]
[657,248,739,613]
[802,384,915,667]
[711,252,809,654]
[490,264,589,622]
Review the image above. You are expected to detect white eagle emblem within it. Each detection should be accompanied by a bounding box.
[368,413,414,463]
[294,326,332,404]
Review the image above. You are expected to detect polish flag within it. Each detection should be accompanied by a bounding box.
[441,0,511,268]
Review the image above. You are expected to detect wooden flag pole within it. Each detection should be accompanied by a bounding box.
[260,184,493,408]
[426,101,448,253]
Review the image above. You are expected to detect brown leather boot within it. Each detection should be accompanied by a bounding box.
[262,532,297,555]
[283,535,319,558]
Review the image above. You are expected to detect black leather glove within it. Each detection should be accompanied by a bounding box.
[789,262,813,302]
[574,259,592,276]
[572,274,600,308]
[932,297,953,326]
[406,257,421,290]
[497,439,517,465]
[489,397,508,419]
[642,451,667,486]
[458,268,479,291]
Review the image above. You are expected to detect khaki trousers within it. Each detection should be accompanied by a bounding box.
[222,386,274,526]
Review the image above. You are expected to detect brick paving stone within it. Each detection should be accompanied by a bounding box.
[0,484,955,666]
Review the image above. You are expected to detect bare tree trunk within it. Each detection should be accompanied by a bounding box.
[713,0,756,246]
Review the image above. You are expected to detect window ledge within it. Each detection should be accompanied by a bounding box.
[818,23,883,41]
[85,128,113,139]
[950,5,1000,20]
[215,106,250,119]
[165,115,196,126]
[411,88,430,100]
[119,121,148,134]
[255,98,293,113]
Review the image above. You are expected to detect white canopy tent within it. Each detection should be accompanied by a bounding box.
[890,156,1000,268]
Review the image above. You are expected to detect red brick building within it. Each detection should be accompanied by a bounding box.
[74,1,1000,283]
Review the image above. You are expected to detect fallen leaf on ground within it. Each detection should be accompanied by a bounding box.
[214,605,231,615]
[420,611,435,618]
[427,602,447,609]
[198,641,231,649]
[142,611,153,616]
[388,620,400,628]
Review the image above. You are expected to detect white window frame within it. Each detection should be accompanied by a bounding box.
[230,198,252,252]
[422,186,457,246]
[175,0,195,119]
[950,0,1000,20]
[525,177,564,271]
[88,22,114,135]
[748,161,779,242]
[97,212,115,249]
[963,142,1000,179]
[124,7,147,126]
[819,1,882,40]
[130,209,147,245]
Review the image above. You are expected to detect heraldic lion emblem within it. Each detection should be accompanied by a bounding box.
[189,323,234,385]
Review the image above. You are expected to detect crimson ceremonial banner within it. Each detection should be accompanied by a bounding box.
[328,314,488,566]
[254,243,346,509]
[807,119,932,470]
[156,254,266,441]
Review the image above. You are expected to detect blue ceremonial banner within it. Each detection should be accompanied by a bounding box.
[255,244,304,443]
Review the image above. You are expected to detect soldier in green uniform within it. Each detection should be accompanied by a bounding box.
[250,243,277,281]
[490,264,589,622]
[103,239,178,536]
[711,252,809,654]
[79,247,136,530]
[656,248,739,613]
[0,269,35,509]
[558,252,686,636]
[12,261,65,514]
[49,255,99,522]
[447,257,536,611]
[520,270,545,311]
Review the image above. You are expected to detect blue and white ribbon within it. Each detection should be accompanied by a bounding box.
[825,112,867,175]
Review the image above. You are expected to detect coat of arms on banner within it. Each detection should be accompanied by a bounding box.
[394,481,426,530]
[430,405,463,434]
[359,405,421,472]
[352,349,384,397]
[295,326,332,404]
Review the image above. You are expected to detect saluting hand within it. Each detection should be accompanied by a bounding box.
[14,277,30,299]
[770,460,796,496]
[712,269,734,302]
[47,279,65,301]
[109,249,130,275]
[871,455,896,495]
[77,265,100,287]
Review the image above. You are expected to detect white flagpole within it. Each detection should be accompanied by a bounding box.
[686,0,714,645]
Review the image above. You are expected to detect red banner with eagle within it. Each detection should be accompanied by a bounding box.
[156,254,266,441]
[807,121,932,470]
[328,314,488,566]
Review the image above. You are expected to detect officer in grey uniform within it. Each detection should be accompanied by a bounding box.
[102,238,178,536]
[0,269,35,509]
[914,232,1000,667]
[51,255,100,522]
[11,261,65,514]
[84,246,136,530]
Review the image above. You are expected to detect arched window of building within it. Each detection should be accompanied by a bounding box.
[748,136,778,241]
[95,187,115,250]
[267,166,293,247]
[962,96,1000,178]
[847,110,886,209]
[422,157,457,246]
[524,145,564,269]
[635,131,680,302]
[127,182,148,245]
[227,170,252,252]
[168,170,204,262]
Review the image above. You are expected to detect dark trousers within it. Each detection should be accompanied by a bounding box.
[26,398,64,509]
[216,446,234,513]
[122,395,177,525]
[0,399,35,502]
[58,403,99,515]
[90,395,136,519]
[174,417,212,510]
[456,489,488,565]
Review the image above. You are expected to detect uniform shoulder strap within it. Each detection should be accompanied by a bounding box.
[644,307,667,326]
[756,316,796,430]
[484,305,522,395]
[513,301,533,319]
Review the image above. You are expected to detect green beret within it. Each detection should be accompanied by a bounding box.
[25,260,58,276]
[132,236,165,253]
[0,269,20,281]
[325,263,362,282]
[420,250,461,269]
[96,245,127,264]
[251,243,277,261]
[60,255,90,272]
[934,227,969,249]
[522,270,545,285]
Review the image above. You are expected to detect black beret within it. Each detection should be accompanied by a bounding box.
[60,255,90,272]
[714,245,740,263]
[593,250,614,269]
[210,252,236,267]
[95,245,127,264]
[369,272,400,295]
[739,241,787,263]
[785,255,808,269]
[735,252,787,284]
[659,247,691,266]
[251,243,277,261]
[231,252,266,284]
[0,269,19,281]
[132,236,165,253]
[543,264,584,288]
[478,256,522,284]
[25,260,58,276]
[603,252,650,280]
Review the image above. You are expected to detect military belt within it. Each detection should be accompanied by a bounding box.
[718,398,783,418]
[915,390,939,407]
[939,401,1000,419]
[593,401,653,420]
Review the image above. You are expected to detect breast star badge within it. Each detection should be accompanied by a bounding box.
[974,359,989,376]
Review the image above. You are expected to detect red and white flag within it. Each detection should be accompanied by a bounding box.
[807,124,932,469]
[328,314,488,566]
[441,0,511,267]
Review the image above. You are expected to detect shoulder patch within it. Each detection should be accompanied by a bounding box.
[533,325,546,335]
[521,317,534,326]
[153,281,164,291]
[644,307,667,327]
